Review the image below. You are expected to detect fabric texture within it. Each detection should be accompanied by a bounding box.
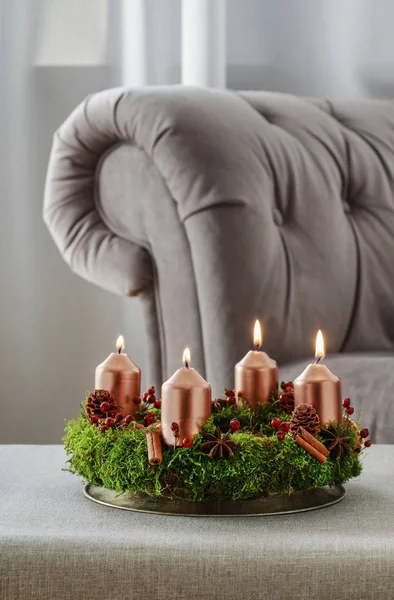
[44,87,394,425]
[0,445,393,600]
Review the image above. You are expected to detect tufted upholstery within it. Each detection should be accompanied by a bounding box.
[44,87,394,442]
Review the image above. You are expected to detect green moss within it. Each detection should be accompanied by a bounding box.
[64,402,363,501]
[210,397,287,435]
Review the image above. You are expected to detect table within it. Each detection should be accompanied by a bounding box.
[0,445,393,600]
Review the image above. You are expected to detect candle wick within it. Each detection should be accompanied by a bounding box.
[184,361,189,369]
[118,347,121,354]
[254,344,260,351]
[315,356,322,364]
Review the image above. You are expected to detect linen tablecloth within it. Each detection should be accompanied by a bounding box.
[0,445,393,600]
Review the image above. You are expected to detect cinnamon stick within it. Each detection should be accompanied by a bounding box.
[146,431,163,465]
[300,427,330,457]
[294,435,327,463]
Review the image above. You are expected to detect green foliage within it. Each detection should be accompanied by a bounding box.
[64,404,363,501]
[210,395,288,435]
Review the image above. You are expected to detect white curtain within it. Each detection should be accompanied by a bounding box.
[1,0,394,443]
[0,0,149,444]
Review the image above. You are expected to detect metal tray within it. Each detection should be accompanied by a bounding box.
[84,484,346,516]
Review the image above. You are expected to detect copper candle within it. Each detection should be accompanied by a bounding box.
[235,320,278,410]
[95,335,141,417]
[161,348,211,446]
[294,330,342,426]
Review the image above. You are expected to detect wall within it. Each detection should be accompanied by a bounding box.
[1,64,147,444]
[0,2,148,445]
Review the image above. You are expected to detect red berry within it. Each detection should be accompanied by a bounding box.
[99,426,107,433]
[143,392,149,401]
[124,415,134,425]
[225,389,235,397]
[90,415,99,424]
[173,430,179,438]
[271,418,282,430]
[182,437,193,448]
[154,400,162,409]
[277,431,286,441]
[148,395,156,404]
[342,398,351,408]
[171,422,180,432]
[360,428,369,439]
[230,419,241,432]
[345,406,354,415]
[135,423,144,430]
[105,417,115,427]
[148,386,155,395]
[143,412,157,425]
[280,422,290,433]
[227,396,236,406]
[100,401,110,413]
[132,396,142,405]
[364,440,372,448]
[115,413,123,422]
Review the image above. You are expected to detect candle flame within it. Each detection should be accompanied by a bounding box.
[315,330,325,360]
[183,347,191,366]
[116,335,125,353]
[253,320,262,349]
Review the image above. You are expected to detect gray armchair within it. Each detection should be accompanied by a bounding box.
[44,87,394,443]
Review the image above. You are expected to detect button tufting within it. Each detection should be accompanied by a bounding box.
[273,208,283,226]
[343,201,351,214]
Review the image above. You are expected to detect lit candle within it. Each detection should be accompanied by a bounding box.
[234,320,278,410]
[95,335,141,416]
[294,330,342,425]
[161,348,211,446]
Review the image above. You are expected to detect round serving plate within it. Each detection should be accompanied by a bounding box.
[84,484,346,517]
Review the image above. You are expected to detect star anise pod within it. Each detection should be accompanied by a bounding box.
[211,398,227,412]
[320,425,351,459]
[200,428,238,459]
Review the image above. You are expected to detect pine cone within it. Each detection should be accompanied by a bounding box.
[279,382,294,414]
[86,389,117,423]
[290,404,320,438]
[281,381,294,393]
